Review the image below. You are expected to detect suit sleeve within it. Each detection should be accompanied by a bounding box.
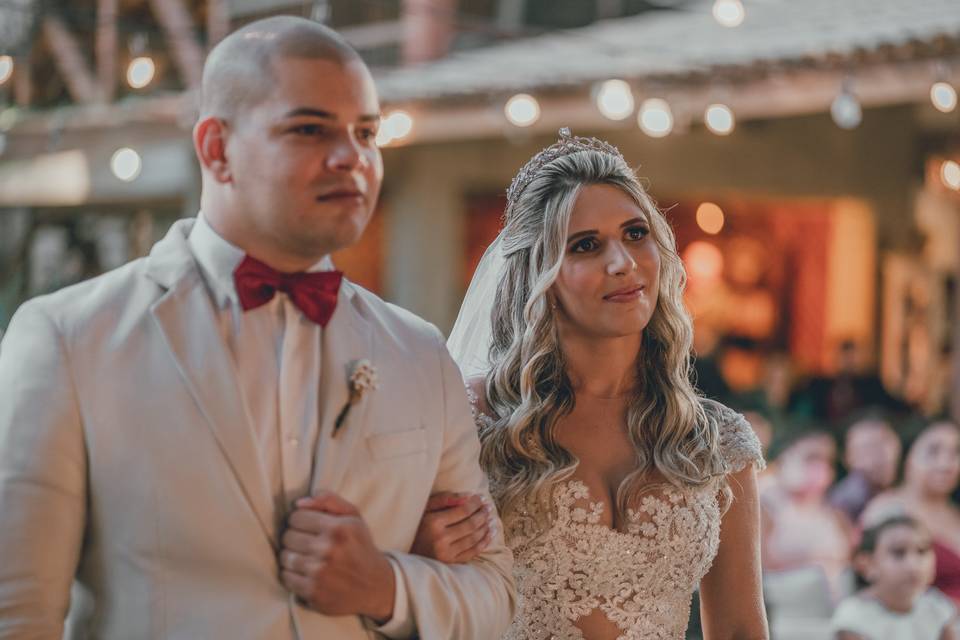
[385,331,516,639]
[0,301,87,639]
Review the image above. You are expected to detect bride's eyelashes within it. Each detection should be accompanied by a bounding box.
[567,225,651,255]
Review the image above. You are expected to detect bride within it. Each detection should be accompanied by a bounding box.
[413,129,769,639]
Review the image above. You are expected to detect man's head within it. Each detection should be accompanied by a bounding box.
[843,418,901,490]
[194,17,383,271]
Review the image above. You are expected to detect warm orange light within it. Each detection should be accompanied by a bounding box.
[683,241,724,283]
[696,202,725,235]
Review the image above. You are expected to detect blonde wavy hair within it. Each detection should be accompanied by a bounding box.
[480,148,731,525]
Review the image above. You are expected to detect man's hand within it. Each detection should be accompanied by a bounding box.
[280,491,395,623]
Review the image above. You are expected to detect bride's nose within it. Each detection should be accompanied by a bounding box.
[605,242,638,276]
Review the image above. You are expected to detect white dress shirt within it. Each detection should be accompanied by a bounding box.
[188,213,411,637]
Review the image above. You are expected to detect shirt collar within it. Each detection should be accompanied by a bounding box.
[188,212,335,308]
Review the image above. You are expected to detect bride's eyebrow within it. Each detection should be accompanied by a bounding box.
[566,229,596,243]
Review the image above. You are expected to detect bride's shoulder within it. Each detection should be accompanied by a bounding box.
[699,398,766,475]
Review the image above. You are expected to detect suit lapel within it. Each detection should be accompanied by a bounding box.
[147,220,278,549]
[310,282,375,494]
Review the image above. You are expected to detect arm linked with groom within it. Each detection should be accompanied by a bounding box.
[0,17,515,640]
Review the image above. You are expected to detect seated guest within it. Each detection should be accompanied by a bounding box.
[830,515,956,640]
[863,421,960,605]
[762,429,855,602]
[830,416,902,523]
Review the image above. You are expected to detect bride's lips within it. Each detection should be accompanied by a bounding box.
[603,284,646,302]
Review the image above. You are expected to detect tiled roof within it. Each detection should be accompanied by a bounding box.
[374,0,960,102]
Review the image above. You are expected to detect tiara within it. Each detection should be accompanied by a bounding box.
[505,127,626,207]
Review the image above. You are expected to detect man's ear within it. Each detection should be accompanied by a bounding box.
[193,116,231,183]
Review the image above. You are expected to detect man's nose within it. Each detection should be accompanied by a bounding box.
[325,133,365,172]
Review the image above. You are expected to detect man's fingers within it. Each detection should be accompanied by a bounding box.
[425,491,466,512]
[296,490,360,516]
[280,549,322,577]
[282,569,314,599]
[282,527,321,554]
[287,508,352,534]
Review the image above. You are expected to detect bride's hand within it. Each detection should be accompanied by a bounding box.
[411,492,496,563]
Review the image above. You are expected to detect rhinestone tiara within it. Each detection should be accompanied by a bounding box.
[505,127,626,208]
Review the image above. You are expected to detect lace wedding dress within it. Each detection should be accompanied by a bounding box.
[467,392,765,640]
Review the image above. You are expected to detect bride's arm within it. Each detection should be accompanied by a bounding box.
[699,464,770,639]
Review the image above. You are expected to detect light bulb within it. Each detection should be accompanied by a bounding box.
[504,94,540,127]
[696,202,725,234]
[712,0,745,27]
[638,98,674,138]
[705,103,735,135]
[831,86,862,129]
[596,79,635,121]
[127,56,155,89]
[941,160,960,191]
[931,82,958,113]
[0,56,13,85]
[111,148,142,182]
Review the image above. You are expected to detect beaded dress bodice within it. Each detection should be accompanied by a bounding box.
[467,392,764,640]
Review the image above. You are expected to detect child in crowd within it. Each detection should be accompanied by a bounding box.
[761,430,854,602]
[831,515,957,639]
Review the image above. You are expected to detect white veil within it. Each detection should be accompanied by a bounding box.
[446,231,507,380]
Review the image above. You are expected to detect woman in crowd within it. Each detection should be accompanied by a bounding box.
[862,420,960,605]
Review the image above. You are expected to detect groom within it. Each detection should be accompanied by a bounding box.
[0,16,514,640]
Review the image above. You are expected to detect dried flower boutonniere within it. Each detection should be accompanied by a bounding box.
[333,359,379,437]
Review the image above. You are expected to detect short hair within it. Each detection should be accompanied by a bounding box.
[853,515,924,589]
[200,16,362,119]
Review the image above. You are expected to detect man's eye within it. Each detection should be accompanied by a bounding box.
[358,129,377,142]
[292,124,325,136]
[570,238,599,253]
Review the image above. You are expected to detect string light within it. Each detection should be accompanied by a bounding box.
[110,147,142,182]
[595,79,635,121]
[712,0,745,27]
[931,81,958,113]
[0,56,12,85]
[696,202,726,234]
[705,103,735,135]
[376,110,414,147]
[126,56,155,89]
[638,98,674,137]
[941,160,960,191]
[831,80,862,129]
[504,94,540,127]
[684,241,724,282]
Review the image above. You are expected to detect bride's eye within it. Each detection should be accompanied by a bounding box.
[625,226,649,241]
[570,237,599,253]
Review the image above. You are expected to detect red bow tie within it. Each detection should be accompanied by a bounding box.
[233,255,343,327]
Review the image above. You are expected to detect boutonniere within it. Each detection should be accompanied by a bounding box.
[333,359,379,437]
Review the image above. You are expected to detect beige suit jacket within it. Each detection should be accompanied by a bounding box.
[0,219,515,639]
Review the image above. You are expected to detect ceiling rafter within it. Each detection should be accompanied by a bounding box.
[42,14,100,104]
[147,0,205,89]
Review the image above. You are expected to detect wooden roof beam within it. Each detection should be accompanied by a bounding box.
[96,0,119,103]
[148,0,204,89]
[42,15,100,104]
